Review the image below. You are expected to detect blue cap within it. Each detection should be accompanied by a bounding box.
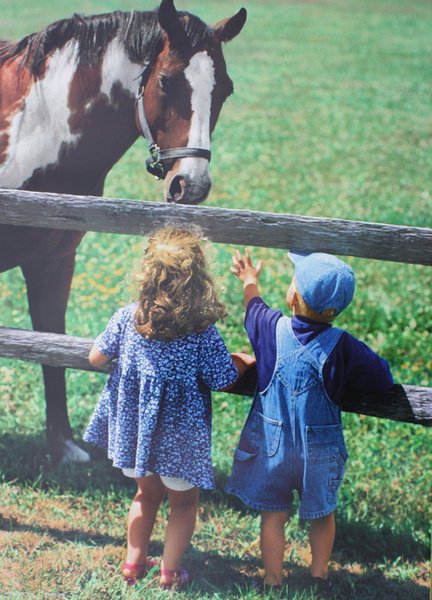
[288,252,355,316]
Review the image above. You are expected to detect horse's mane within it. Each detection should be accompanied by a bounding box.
[0,10,213,75]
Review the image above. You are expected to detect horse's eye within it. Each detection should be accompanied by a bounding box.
[159,74,170,92]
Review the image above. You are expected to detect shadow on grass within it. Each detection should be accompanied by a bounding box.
[0,432,429,599]
[333,519,429,564]
[0,432,133,494]
[0,512,126,548]
[1,513,428,599]
[280,566,428,600]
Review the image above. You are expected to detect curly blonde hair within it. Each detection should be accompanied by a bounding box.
[134,226,226,341]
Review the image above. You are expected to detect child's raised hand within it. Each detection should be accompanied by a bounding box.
[230,248,263,285]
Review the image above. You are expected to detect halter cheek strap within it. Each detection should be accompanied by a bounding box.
[135,64,211,180]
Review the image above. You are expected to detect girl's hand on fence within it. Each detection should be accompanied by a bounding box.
[231,351,256,374]
[88,345,111,367]
[219,352,256,391]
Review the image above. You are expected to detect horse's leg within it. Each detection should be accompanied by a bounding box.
[21,238,90,464]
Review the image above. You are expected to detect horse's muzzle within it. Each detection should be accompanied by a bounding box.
[166,173,211,205]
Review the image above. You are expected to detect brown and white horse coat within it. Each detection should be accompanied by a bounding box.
[0,0,246,462]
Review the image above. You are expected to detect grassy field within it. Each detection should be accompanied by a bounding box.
[0,0,431,598]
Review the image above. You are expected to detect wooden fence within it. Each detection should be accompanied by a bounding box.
[0,188,431,426]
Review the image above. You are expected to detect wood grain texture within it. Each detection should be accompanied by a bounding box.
[1,189,432,264]
[0,327,430,426]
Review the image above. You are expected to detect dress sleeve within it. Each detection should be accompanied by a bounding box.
[199,325,239,390]
[94,307,127,359]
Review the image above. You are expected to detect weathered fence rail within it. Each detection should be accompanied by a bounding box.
[1,189,431,426]
[0,327,431,426]
[1,189,432,264]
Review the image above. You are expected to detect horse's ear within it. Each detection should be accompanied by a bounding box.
[158,0,189,53]
[213,8,247,43]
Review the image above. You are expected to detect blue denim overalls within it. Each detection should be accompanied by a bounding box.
[225,316,349,519]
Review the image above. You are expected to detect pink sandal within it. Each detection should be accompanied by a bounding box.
[160,566,190,589]
[121,558,158,586]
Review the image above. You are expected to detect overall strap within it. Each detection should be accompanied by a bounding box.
[276,317,344,367]
[303,326,344,370]
[275,316,303,359]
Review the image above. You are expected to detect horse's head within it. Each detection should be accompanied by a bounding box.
[137,0,246,204]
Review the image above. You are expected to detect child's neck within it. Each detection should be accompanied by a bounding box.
[291,307,334,325]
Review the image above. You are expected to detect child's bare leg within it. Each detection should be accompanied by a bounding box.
[309,512,335,579]
[124,475,165,571]
[260,510,288,586]
[160,487,199,579]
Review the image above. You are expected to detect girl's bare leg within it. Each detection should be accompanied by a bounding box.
[160,487,199,581]
[124,474,165,573]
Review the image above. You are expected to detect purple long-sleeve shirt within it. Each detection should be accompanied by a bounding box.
[245,297,393,404]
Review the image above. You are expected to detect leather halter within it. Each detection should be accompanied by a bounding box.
[135,63,211,180]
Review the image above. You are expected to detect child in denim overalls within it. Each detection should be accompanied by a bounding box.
[225,250,393,592]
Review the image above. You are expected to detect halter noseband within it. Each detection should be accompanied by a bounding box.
[135,64,211,180]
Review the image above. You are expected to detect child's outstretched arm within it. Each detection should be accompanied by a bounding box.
[231,351,256,377]
[230,248,263,306]
[218,351,256,391]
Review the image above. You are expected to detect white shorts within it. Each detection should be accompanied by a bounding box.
[122,468,194,491]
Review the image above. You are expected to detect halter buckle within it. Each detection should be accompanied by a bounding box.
[146,143,165,179]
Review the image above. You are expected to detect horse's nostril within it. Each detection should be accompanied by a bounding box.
[168,175,186,203]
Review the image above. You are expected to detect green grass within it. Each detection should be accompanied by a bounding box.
[0,0,431,598]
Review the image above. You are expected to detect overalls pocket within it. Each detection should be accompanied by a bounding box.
[233,447,257,461]
[306,424,348,504]
[249,411,283,457]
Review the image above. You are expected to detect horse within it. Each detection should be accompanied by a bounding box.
[0,0,247,463]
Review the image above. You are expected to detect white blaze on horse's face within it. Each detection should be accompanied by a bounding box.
[0,42,80,188]
[181,51,214,167]
[164,51,215,204]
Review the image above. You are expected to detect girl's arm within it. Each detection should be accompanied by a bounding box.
[231,248,263,306]
[231,351,256,377]
[88,345,111,368]
[219,351,256,391]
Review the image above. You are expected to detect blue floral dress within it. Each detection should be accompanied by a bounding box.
[83,303,238,489]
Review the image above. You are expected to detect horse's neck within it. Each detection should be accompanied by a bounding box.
[39,37,141,123]
[98,37,142,101]
[0,37,142,191]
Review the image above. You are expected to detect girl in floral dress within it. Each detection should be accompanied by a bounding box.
[83,225,254,589]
